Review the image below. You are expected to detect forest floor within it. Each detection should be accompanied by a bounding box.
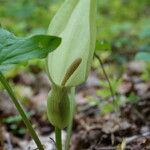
[0,60,150,150]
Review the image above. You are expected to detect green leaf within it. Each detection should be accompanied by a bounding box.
[2,112,31,124]
[95,40,111,51]
[101,103,114,114]
[135,52,150,62]
[97,89,111,98]
[0,28,61,71]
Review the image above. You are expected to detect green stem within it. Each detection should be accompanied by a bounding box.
[65,87,75,150]
[0,72,44,150]
[94,53,120,114]
[55,127,62,150]
[94,53,115,102]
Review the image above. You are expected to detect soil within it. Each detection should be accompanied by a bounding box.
[0,61,150,150]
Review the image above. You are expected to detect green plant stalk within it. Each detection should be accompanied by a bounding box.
[0,72,44,150]
[94,53,115,102]
[65,87,75,150]
[55,127,62,150]
[94,53,120,114]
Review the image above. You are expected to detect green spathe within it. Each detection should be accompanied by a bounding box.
[47,0,97,87]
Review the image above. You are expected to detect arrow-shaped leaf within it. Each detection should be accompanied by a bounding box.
[0,28,61,71]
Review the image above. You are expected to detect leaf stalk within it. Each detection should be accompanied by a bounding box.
[0,72,44,150]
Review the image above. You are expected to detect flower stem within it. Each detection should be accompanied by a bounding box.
[55,127,62,150]
[65,87,75,150]
[0,72,44,150]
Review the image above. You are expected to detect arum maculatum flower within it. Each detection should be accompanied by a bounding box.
[47,0,97,129]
